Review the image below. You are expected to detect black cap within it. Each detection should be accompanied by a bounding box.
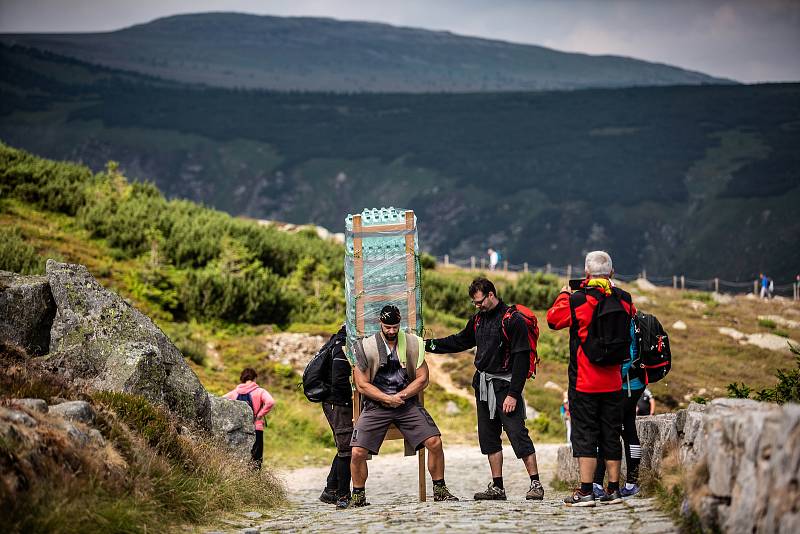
[379,305,401,325]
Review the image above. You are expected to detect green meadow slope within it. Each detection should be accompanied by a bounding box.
[3,144,798,474]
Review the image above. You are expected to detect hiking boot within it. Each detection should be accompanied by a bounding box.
[592,482,605,499]
[563,488,596,507]
[433,484,459,502]
[599,488,623,505]
[335,494,351,509]
[348,491,370,508]
[474,482,507,500]
[319,487,338,504]
[620,484,640,498]
[526,480,545,500]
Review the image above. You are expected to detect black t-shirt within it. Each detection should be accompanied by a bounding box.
[427,301,530,399]
[372,344,410,395]
[637,389,653,415]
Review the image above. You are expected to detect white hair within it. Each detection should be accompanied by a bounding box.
[585,250,613,277]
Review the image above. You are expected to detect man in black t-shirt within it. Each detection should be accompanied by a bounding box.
[426,278,545,501]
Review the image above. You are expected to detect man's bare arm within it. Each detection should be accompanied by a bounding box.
[398,361,430,400]
[353,366,404,407]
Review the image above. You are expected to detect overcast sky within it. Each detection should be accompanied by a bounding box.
[1,0,798,83]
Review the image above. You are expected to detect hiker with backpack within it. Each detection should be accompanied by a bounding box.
[223,368,275,470]
[546,251,635,507]
[348,305,459,507]
[425,277,545,501]
[303,325,355,508]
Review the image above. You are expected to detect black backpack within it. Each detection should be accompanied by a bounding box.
[632,311,671,383]
[302,331,344,402]
[580,288,633,366]
[235,392,256,421]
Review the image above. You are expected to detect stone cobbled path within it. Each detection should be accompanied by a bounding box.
[210,444,677,533]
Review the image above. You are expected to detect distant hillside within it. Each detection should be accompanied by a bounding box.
[0,12,734,92]
[0,44,798,281]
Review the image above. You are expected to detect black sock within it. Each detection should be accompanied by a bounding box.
[580,482,593,494]
[608,481,620,492]
[433,478,445,487]
[353,487,365,494]
[530,474,540,482]
[493,477,504,489]
[336,455,351,496]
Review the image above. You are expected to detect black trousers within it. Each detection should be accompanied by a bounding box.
[594,388,643,484]
[251,430,263,470]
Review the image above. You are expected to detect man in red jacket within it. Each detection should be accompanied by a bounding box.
[546,251,635,507]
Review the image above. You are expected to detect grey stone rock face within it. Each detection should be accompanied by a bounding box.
[635,413,678,474]
[44,260,211,429]
[556,444,579,483]
[49,400,95,424]
[0,271,56,356]
[209,395,255,460]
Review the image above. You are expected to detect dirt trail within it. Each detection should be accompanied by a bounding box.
[210,444,677,533]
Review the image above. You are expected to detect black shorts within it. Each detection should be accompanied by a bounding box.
[349,399,440,455]
[322,402,354,457]
[569,389,623,460]
[473,375,535,459]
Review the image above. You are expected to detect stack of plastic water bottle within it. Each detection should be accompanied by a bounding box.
[344,207,423,363]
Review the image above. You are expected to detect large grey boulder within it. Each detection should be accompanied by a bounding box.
[209,395,256,460]
[49,400,95,424]
[635,413,678,474]
[0,271,56,355]
[692,399,800,534]
[44,260,211,429]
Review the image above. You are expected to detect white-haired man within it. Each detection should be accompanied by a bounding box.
[546,251,636,507]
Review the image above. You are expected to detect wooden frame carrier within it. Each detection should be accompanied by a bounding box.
[351,210,426,502]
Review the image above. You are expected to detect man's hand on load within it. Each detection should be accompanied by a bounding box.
[502,395,517,414]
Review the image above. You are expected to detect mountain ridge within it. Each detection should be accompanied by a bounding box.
[0,11,735,92]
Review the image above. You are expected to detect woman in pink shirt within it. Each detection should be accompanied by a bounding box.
[224,368,275,469]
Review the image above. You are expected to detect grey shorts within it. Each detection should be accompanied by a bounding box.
[322,402,354,457]
[349,399,440,455]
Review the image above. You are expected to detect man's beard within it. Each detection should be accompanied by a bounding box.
[384,332,398,341]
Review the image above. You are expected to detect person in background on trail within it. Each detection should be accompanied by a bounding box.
[348,305,459,507]
[425,277,545,502]
[593,320,645,499]
[317,325,354,508]
[224,368,275,470]
[760,273,769,299]
[546,251,635,507]
[636,388,655,416]
[488,248,499,271]
[560,391,571,443]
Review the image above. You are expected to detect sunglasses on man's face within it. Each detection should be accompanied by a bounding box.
[472,295,488,307]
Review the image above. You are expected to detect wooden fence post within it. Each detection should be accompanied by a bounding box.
[503,260,508,272]
[680,275,685,290]
[444,254,449,266]
[523,262,528,273]
[480,257,486,270]
[754,280,758,296]
[673,275,677,289]
[546,263,551,274]
[471,256,476,270]
[566,265,572,281]
[714,278,719,293]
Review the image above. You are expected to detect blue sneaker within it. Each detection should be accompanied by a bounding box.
[620,484,640,498]
[592,483,604,499]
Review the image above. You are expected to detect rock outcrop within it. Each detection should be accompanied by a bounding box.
[44,260,211,430]
[0,270,56,355]
[209,395,256,461]
[556,399,799,533]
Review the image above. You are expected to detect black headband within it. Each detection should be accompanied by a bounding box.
[379,305,401,325]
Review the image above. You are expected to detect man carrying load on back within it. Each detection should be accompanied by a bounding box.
[348,305,459,507]
[547,251,636,507]
[425,277,545,501]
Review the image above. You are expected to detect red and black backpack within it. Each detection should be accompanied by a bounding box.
[475,304,541,379]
